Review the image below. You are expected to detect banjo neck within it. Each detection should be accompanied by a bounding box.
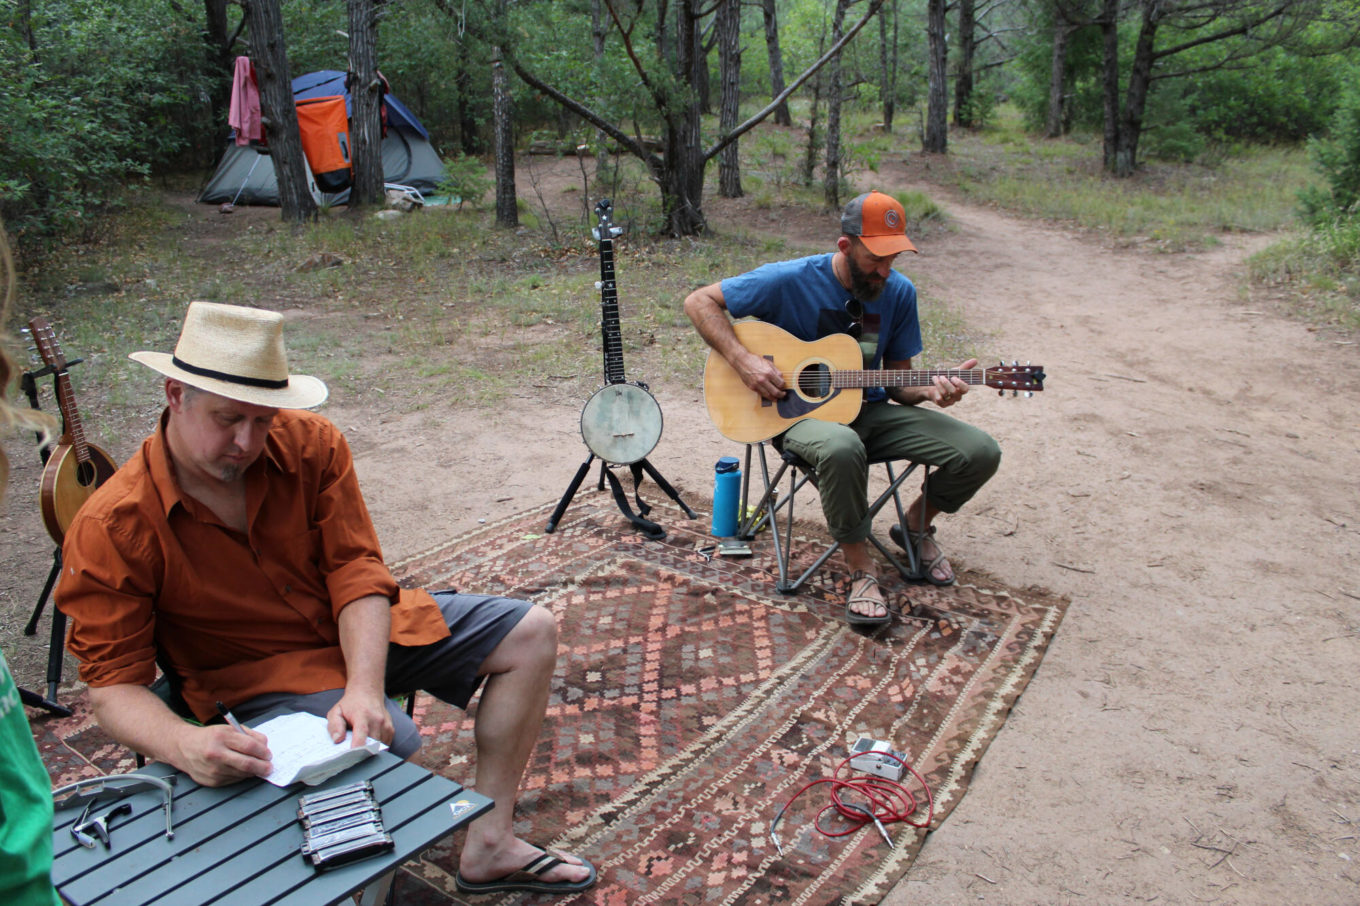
[594,200,629,385]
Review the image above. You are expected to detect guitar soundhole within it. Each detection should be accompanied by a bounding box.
[796,364,832,401]
[76,461,99,488]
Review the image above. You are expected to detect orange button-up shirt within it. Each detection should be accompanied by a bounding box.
[56,408,449,723]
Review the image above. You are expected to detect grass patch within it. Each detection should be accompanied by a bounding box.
[1248,218,1360,332]
[942,106,1312,249]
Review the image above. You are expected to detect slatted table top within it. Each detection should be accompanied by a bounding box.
[51,753,491,906]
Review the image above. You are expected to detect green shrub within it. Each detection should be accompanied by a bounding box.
[1299,85,1360,224]
[437,154,493,209]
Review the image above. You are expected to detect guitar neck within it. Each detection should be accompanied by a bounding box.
[829,368,985,389]
[53,372,92,463]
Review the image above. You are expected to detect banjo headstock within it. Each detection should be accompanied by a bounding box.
[593,198,622,243]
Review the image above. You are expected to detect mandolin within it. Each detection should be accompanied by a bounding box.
[29,317,118,544]
[705,320,1045,443]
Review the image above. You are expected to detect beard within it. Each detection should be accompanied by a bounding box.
[846,253,886,302]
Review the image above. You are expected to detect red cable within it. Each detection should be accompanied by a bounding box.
[770,751,934,854]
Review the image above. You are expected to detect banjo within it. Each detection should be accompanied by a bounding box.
[579,199,663,464]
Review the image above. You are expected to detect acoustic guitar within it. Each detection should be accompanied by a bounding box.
[578,199,664,464]
[29,317,118,544]
[704,320,1045,443]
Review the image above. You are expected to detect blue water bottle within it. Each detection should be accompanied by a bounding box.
[712,456,741,537]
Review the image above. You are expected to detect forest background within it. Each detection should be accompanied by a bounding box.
[2,0,1360,283]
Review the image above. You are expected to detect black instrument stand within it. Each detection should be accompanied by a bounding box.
[17,364,75,717]
[546,454,698,540]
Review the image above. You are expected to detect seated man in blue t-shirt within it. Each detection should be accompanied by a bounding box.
[684,191,1000,626]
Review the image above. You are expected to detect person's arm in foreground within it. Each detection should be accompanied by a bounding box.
[684,282,785,400]
[88,683,271,787]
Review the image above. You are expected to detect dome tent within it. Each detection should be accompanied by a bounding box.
[198,70,444,207]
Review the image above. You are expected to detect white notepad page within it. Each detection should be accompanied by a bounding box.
[251,711,389,787]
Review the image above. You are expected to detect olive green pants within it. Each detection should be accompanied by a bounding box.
[778,401,1001,544]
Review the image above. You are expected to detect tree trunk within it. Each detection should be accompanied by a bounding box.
[878,0,898,132]
[661,0,707,235]
[591,0,612,179]
[694,9,712,115]
[801,74,822,186]
[824,0,851,209]
[492,51,517,226]
[1113,0,1160,176]
[717,0,743,198]
[1100,0,1121,172]
[761,0,792,127]
[202,0,233,161]
[244,0,317,222]
[952,0,976,127]
[455,40,479,156]
[1045,14,1073,138]
[347,0,385,209]
[923,0,948,153]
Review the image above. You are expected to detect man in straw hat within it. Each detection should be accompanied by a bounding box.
[685,190,1000,627]
[56,301,595,895]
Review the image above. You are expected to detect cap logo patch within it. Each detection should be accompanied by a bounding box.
[883,209,901,230]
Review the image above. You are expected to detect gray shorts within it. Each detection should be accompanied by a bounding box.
[233,591,531,758]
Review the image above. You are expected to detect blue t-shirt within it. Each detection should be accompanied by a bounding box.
[721,253,923,403]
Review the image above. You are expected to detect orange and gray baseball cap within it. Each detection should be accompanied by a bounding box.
[841,191,918,256]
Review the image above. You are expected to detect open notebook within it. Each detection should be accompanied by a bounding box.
[252,711,390,787]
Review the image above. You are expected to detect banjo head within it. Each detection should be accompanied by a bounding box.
[580,383,663,464]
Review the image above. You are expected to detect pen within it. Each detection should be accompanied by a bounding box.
[216,701,247,734]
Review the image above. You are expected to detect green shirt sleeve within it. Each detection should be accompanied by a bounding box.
[0,650,62,906]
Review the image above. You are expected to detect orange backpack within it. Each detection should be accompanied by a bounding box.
[294,96,352,192]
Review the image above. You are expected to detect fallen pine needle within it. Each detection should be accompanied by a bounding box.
[1054,562,1096,574]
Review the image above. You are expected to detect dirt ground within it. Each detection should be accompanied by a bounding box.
[5,154,1360,904]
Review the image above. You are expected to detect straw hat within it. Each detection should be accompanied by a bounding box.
[130,302,328,409]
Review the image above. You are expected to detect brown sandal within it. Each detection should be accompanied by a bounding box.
[846,570,891,627]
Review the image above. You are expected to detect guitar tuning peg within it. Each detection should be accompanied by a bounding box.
[1024,391,1034,398]
[997,389,1003,397]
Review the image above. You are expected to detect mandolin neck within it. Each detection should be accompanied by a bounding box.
[53,371,92,464]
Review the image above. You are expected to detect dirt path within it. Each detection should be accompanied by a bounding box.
[6,172,1359,903]
[874,191,1360,903]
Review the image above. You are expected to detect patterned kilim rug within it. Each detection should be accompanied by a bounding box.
[30,491,1066,905]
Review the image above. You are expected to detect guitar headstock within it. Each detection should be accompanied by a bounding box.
[592,198,622,242]
[984,362,1045,395]
[27,317,68,372]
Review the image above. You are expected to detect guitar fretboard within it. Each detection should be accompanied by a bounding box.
[799,368,986,390]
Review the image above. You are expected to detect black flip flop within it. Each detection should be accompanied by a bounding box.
[455,847,598,896]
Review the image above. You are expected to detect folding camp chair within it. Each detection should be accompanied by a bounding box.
[737,442,930,594]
